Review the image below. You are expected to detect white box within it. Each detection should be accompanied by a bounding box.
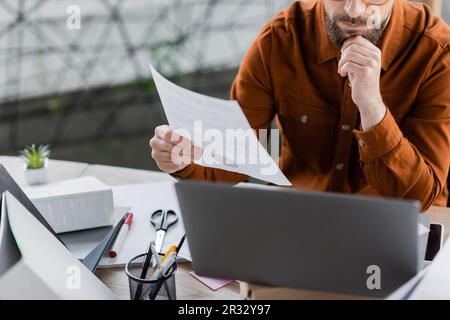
[23,176,114,234]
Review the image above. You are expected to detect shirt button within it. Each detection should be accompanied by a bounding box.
[300,115,309,124]
[358,139,365,147]
[341,124,351,131]
[336,163,345,171]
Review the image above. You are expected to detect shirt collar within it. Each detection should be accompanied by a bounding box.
[315,0,404,71]
[378,0,404,71]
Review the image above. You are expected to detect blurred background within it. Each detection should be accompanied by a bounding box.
[0,0,448,171]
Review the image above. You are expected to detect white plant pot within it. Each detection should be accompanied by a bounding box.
[24,159,49,185]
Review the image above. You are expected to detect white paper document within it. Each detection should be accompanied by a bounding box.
[98,182,190,268]
[150,64,291,186]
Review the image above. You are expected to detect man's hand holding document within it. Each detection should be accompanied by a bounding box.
[149,65,291,186]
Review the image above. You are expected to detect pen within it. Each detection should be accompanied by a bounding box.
[147,242,172,299]
[150,233,185,267]
[161,245,176,263]
[150,242,162,269]
[154,235,186,279]
[134,240,154,300]
[175,234,186,255]
[109,212,133,258]
[153,251,177,279]
[149,241,179,300]
[160,252,177,277]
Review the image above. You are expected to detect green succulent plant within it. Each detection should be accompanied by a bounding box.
[19,144,50,170]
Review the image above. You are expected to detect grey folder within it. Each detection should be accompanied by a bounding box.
[175,181,421,298]
[61,206,130,272]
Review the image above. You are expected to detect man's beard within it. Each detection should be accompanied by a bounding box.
[325,11,389,47]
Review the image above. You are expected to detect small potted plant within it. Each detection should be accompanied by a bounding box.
[19,144,50,185]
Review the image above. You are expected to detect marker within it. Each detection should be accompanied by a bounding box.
[109,212,133,258]
[155,251,177,279]
[160,252,177,277]
[161,245,176,264]
[164,234,187,274]
[155,235,186,279]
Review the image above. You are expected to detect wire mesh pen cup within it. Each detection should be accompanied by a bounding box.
[125,253,177,300]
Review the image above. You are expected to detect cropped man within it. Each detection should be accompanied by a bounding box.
[150,0,450,211]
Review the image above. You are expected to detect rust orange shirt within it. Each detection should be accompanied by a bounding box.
[173,0,450,211]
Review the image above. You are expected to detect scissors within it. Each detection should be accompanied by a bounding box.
[151,209,179,253]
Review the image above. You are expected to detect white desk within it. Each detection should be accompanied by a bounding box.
[0,155,241,300]
[0,155,89,186]
[2,155,449,300]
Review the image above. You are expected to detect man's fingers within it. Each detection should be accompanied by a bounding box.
[169,130,184,144]
[149,136,175,153]
[339,51,368,67]
[341,43,378,61]
[341,38,380,65]
[338,51,371,75]
[152,125,198,173]
[339,61,365,77]
[152,143,199,162]
[342,35,378,53]
[151,150,173,162]
[342,40,366,52]
[155,125,170,140]
[155,125,180,144]
[155,125,193,145]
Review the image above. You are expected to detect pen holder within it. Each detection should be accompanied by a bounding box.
[125,253,177,300]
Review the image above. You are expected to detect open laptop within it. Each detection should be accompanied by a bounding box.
[175,181,421,298]
[0,192,116,299]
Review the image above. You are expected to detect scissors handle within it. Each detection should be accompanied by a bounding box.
[162,210,178,230]
[151,210,178,231]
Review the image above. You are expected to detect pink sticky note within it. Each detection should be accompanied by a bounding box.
[189,271,234,291]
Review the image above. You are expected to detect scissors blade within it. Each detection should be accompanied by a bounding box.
[155,229,166,253]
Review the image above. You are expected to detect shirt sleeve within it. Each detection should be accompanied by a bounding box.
[353,47,450,211]
[171,23,276,183]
